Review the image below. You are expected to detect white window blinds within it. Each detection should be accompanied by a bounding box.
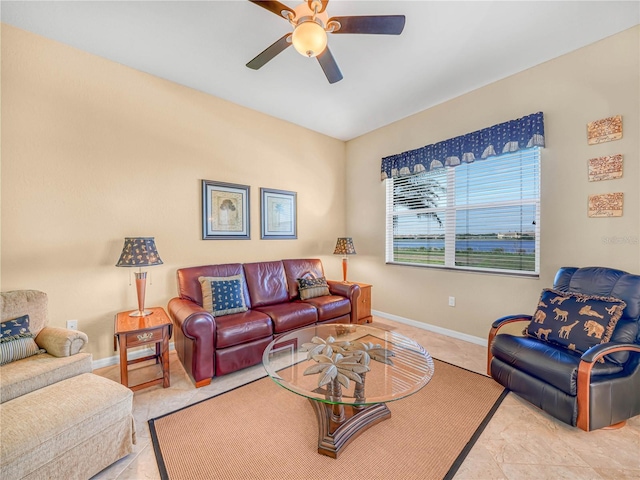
[386,147,540,275]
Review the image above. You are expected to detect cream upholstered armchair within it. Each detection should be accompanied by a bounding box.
[0,289,92,401]
[5,291,89,354]
[1,290,136,479]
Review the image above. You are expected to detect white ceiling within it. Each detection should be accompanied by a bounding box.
[2,1,639,141]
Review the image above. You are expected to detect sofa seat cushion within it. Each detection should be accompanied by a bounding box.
[300,296,350,322]
[255,302,317,334]
[491,334,623,396]
[215,310,273,349]
[0,352,92,404]
[215,336,273,377]
[0,373,134,480]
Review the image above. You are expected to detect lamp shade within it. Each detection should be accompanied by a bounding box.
[115,237,163,267]
[292,20,328,58]
[333,237,356,256]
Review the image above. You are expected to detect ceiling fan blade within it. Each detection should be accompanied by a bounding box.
[307,0,329,14]
[248,0,295,20]
[317,47,343,84]
[246,34,292,70]
[328,15,406,35]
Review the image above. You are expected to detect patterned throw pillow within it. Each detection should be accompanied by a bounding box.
[526,288,626,361]
[0,335,45,365]
[0,314,31,343]
[199,275,248,317]
[297,276,330,300]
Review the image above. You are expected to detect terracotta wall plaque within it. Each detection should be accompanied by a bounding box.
[587,115,622,145]
[588,154,623,182]
[588,192,623,218]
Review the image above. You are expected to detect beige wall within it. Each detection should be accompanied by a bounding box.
[1,24,347,361]
[2,24,639,362]
[346,26,640,339]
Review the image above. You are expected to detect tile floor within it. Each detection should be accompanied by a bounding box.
[92,316,640,479]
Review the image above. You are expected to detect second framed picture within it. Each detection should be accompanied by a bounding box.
[260,188,297,239]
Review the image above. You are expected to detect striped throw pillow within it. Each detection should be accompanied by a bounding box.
[0,334,45,366]
[297,276,330,300]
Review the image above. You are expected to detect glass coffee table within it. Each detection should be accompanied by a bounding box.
[263,323,435,458]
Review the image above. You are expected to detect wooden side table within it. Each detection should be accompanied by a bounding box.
[351,282,373,324]
[114,307,172,391]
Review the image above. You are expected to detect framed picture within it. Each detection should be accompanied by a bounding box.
[202,180,250,240]
[260,188,297,239]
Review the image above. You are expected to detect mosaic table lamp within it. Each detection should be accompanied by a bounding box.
[333,237,356,283]
[116,237,163,316]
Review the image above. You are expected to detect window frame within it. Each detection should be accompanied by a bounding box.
[385,148,541,276]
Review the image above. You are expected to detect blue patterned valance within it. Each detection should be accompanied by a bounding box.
[380,112,545,180]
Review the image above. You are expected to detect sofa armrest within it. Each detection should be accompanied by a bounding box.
[491,314,533,330]
[327,280,361,299]
[167,297,216,385]
[487,314,532,375]
[168,298,214,333]
[35,327,88,357]
[580,342,640,364]
[576,343,640,431]
[327,281,361,323]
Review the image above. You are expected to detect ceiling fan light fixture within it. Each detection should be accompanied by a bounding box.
[292,20,327,58]
[247,0,405,83]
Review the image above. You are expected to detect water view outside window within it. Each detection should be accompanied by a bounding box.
[386,148,540,274]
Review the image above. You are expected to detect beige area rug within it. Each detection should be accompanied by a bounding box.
[149,360,506,480]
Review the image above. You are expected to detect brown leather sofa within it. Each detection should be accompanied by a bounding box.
[168,259,361,387]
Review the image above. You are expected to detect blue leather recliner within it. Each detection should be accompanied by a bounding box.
[488,266,640,431]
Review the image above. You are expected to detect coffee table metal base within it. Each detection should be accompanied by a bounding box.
[309,400,391,458]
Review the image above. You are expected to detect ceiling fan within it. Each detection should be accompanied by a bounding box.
[246,0,405,84]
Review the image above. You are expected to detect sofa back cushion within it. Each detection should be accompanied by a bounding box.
[282,259,326,300]
[243,261,289,307]
[177,264,251,308]
[0,290,48,336]
[554,266,640,322]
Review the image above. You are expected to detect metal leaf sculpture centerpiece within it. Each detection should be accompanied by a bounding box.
[344,341,395,366]
[300,335,395,390]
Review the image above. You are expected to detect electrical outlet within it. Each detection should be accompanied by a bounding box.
[66,320,78,330]
[448,296,456,307]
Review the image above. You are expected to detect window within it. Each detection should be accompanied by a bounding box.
[386,148,540,275]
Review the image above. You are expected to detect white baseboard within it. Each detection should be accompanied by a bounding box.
[372,309,487,347]
[92,342,175,370]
